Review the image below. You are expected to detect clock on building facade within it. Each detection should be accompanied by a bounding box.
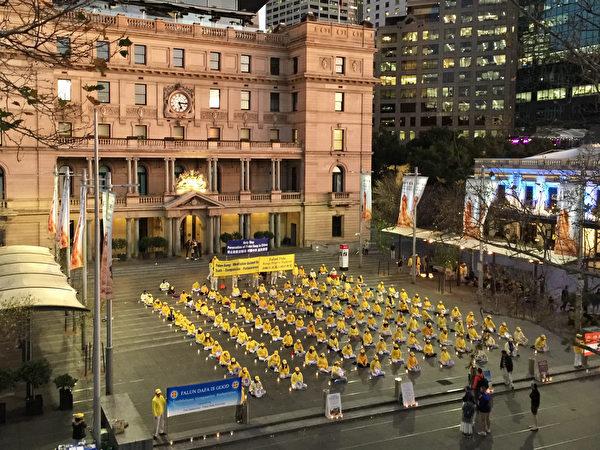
[164,84,194,118]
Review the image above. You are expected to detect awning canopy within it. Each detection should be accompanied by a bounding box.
[383,226,578,266]
[0,246,88,311]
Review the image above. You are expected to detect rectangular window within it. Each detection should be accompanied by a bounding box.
[57,79,71,101]
[402,46,418,56]
[208,127,221,140]
[380,76,397,86]
[516,92,532,103]
[134,84,147,105]
[401,60,417,70]
[291,92,299,112]
[332,128,344,151]
[400,75,417,85]
[401,31,417,41]
[97,81,110,103]
[572,85,599,97]
[422,60,438,69]
[492,99,504,110]
[210,52,221,71]
[173,125,185,140]
[536,88,566,101]
[334,92,344,112]
[240,90,251,110]
[209,89,220,109]
[270,57,280,75]
[459,57,472,67]
[134,45,146,65]
[98,123,111,138]
[173,48,185,68]
[134,124,147,139]
[270,92,280,112]
[335,56,345,74]
[382,33,398,43]
[96,41,110,61]
[57,37,70,57]
[239,128,251,141]
[293,56,299,74]
[269,128,280,142]
[443,58,455,68]
[240,54,251,73]
[332,216,343,237]
[57,122,72,137]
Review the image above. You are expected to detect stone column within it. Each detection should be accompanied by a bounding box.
[245,213,251,239]
[132,218,139,258]
[271,159,276,191]
[214,216,221,254]
[173,218,181,256]
[240,159,245,192]
[133,158,139,195]
[166,217,173,256]
[170,159,176,193]
[277,159,281,191]
[213,159,218,193]
[125,218,132,258]
[164,158,170,195]
[208,159,213,192]
[269,213,275,248]
[126,158,132,194]
[239,214,244,237]
[275,213,282,248]
[207,216,214,255]
[245,160,251,191]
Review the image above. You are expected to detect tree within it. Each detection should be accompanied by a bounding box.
[0,0,131,152]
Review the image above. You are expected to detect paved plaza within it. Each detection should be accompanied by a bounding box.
[0,251,586,449]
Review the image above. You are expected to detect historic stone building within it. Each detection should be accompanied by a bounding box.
[0,11,376,256]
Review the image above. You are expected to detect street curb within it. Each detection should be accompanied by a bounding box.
[155,364,600,449]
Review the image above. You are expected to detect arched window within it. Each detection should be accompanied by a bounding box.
[0,167,5,200]
[99,165,111,190]
[58,165,74,196]
[332,166,344,193]
[174,164,185,181]
[137,165,148,195]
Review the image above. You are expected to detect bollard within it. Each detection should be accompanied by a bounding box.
[528,357,535,377]
[394,377,403,403]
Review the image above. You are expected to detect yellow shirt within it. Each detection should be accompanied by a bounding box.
[152,394,166,417]
[291,372,304,384]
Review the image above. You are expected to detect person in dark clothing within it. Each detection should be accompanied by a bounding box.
[460,387,476,436]
[72,413,87,444]
[560,286,569,311]
[471,367,488,394]
[529,383,540,431]
[500,350,514,389]
[476,386,492,436]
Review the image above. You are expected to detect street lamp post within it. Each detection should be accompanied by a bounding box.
[477,165,485,299]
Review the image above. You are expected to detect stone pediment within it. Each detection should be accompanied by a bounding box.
[164,192,223,210]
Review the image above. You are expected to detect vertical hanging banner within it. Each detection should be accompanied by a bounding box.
[360,173,372,220]
[57,175,70,249]
[70,185,86,270]
[555,183,580,256]
[463,177,496,238]
[397,175,428,228]
[100,191,116,300]
[48,172,58,236]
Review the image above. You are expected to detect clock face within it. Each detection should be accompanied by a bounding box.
[170,92,190,113]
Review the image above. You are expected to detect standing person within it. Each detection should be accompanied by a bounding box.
[471,367,484,395]
[184,235,192,259]
[500,350,514,389]
[529,383,540,431]
[71,413,87,445]
[476,385,492,436]
[152,388,167,439]
[560,285,569,311]
[460,387,476,436]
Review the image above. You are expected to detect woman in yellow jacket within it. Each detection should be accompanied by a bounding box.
[362,330,374,347]
[356,347,369,367]
[210,341,223,359]
[392,327,406,344]
[306,320,317,337]
[295,316,306,331]
[240,367,251,387]
[236,328,249,345]
[305,346,318,365]
[195,328,205,345]
[282,331,294,348]
[438,347,455,367]
[465,311,477,327]
[438,328,451,346]
[534,334,548,352]
[291,367,307,390]
[349,323,360,339]
[467,326,481,342]
[328,333,340,352]
[450,306,462,322]
[268,350,281,371]
[342,342,356,359]
[256,343,269,361]
[317,352,330,373]
[407,332,422,352]
[227,358,242,375]
[406,351,421,372]
[454,333,468,353]
[270,325,282,342]
[219,350,231,366]
[314,307,324,322]
[375,337,389,355]
[245,338,258,354]
[293,339,305,356]
[316,327,327,343]
[369,355,385,377]
[391,344,404,364]
[423,340,436,358]
[454,319,465,336]
[483,315,496,333]
[336,317,347,335]
[407,316,420,333]
[202,332,214,350]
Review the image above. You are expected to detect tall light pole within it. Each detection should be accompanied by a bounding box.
[92,106,102,446]
[477,164,485,299]
[105,172,113,395]
[81,168,88,351]
[410,167,419,284]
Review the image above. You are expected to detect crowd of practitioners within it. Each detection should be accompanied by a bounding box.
[140,262,555,404]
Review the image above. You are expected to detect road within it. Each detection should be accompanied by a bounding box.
[218,377,600,450]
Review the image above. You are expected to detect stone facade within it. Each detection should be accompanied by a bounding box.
[0,14,376,256]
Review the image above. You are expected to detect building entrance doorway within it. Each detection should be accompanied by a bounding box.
[180,214,205,258]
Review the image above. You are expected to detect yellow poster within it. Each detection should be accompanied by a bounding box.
[258,254,295,273]
[212,254,295,277]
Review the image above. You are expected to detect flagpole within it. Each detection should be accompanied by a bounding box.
[81,168,88,351]
[66,170,71,280]
[92,107,102,447]
[105,172,113,396]
[411,167,419,284]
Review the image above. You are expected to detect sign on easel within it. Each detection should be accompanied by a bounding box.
[401,380,417,407]
[537,360,550,382]
[325,392,343,419]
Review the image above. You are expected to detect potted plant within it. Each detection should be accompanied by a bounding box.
[0,368,16,424]
[138,236,151,258]
[19,358,51,416]
[112,238,128,261]
[151,236,168,258]
[53,373,77,410]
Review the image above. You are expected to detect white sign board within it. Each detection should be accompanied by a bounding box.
[325,392,343,419]
[401,381,416,407]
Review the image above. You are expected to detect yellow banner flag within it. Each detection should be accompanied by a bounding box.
[212,254,295,277]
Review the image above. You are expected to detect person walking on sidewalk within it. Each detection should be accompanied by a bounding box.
[152,388,167,439]
[529,383,540,431]
[460,387,476,436]
[71,413,87,445]
[500,350,514,389]
[476,386,492,436]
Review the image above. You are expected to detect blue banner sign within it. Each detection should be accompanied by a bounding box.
[166,378,242,417]
[227,238,269,255]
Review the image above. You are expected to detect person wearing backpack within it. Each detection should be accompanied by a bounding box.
[476,385,493,436]
[460,387,476,436]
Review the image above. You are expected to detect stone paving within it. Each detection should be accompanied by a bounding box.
[0,250,585,449]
